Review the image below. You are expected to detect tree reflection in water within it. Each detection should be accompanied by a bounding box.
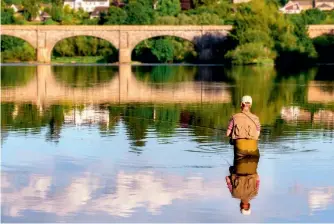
[1,65,333,145]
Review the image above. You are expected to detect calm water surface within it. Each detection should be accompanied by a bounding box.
[1,65,334,222]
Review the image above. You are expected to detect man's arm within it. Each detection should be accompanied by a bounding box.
[256,119,261,138]
[226,118,233,137]
[226,129,232,137]
[225,176,232,193]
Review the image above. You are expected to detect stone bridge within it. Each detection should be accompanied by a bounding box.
[0,25,232,63]
[1,65,232,105]
[1,25,333,63]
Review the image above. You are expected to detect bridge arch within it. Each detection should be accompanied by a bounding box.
[0,32,37,49]
[129,32,198,51]
[47,32,119,52]
[1,35,37,62]
[131,35,197,63]
[49,35,119,63]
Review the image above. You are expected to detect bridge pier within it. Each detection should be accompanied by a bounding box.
[37,48,51,63]
[119,48,132,64]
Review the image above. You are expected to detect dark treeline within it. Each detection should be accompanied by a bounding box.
[1,0,334,66]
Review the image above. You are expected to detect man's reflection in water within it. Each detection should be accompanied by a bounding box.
[225,155,260,215]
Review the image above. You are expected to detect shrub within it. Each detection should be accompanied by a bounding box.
[225,43,276,65]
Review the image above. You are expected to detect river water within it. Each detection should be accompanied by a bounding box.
[1,65,334,222]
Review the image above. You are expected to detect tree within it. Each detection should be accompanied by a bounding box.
[313,35,334,63]
[61,14,75,24]
[156,0,181,16]
[1,35,25,51]
[151,38,174,62]
[63,4,72,14]
[125,1,155,24]
[191,0,219,7]
[102,6,127,24]
[225,42,276,64]
[22,0,40,21]
[224,0,315,66]
[74,7,89,20]
[51,3,63,22]
[4,0,22,5]
[52,0,63,6]
[43,18,58,24]
[302,9,326,24]
[1,9,15,24]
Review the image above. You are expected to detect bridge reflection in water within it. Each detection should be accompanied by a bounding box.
[1,65,232,106]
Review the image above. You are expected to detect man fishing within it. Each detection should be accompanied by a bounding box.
[225,95,261,215]
[226,95,261,157]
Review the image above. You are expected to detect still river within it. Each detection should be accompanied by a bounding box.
[1,65,334,222]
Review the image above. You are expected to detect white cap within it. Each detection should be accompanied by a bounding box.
[241,208,251,215]
[241,95,252,105]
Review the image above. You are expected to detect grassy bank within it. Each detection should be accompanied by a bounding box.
[51,56,110,64]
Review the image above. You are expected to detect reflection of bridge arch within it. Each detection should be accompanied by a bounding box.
[1,65,232,106]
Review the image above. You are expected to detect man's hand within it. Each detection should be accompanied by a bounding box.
[226,129,231,137]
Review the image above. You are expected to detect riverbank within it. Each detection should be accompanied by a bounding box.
[52,56,111,64]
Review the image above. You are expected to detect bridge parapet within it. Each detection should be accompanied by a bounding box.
[308,25,334,38]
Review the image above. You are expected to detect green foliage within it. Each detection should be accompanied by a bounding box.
[50,3,63,22]
[1,8,15,24]
[53,36,115,57]
[133,37,194,63]
[123,105,153,147]
[1,43,36,62]
[125,1,155,24]
[1,35,25,51]
[134,65,197,83]
[225,0,318,66]
[155,15,178,25]
[1,35,36,62]
[1,0,333,66]
[52,0,62,6]
[43,18,58,24]
[65,7,88,21]
[13,14,26,24]
[1,66,36,87]
[22,0,40,21]
[82,18,99,25]
[156,0,181,16]
[43,6,51,14]
[170,37,197,62]
[225,42,275,64]
[4,0,22,4]
[52,36,118,62]
[323,11,334,24]
[154,106,180,136]
[61,14,75,24]
[313,35,334,63]
[102,6,127,24]
[1,65,330,142]
[52,66,117,87]
[151,39,174,62]
[191,0,219,7]
[303,9,326,25]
